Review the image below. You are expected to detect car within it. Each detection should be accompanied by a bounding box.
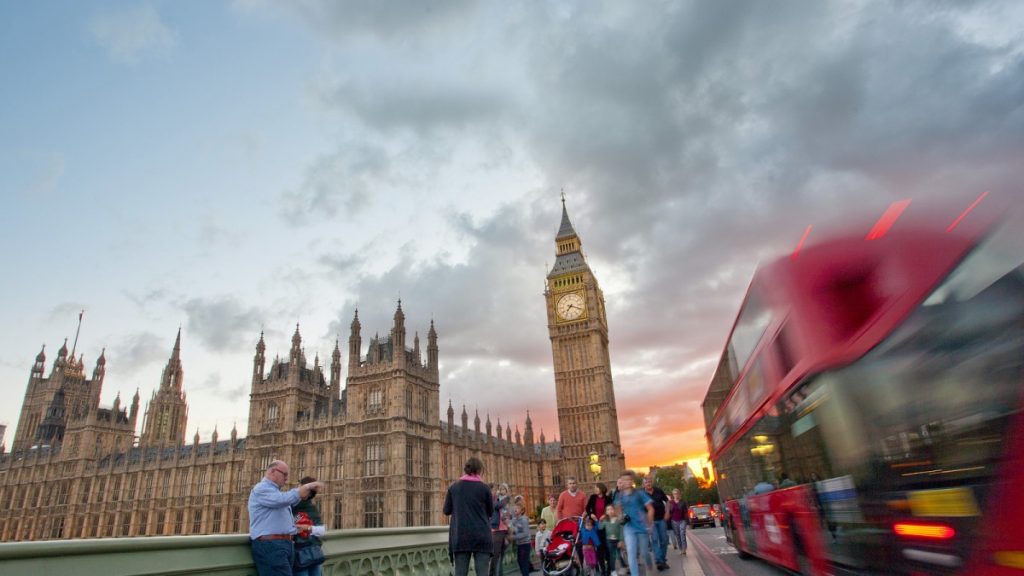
[688,504,715,528]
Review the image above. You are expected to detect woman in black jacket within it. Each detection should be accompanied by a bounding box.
[585,483,610,576]
[444,457,494,576]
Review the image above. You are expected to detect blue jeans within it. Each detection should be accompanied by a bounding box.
[651,520,668,564]
[294,566,321,576]
[623,524,653,576]
[251,539,294,576]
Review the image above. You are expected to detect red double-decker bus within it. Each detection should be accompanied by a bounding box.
[702,199,1024,575]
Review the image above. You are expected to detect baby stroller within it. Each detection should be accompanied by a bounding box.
[541,516,583,576]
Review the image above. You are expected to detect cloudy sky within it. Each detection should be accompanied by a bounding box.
[1,1,1022,470]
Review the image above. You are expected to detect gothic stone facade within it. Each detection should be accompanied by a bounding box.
[0,201,621,541]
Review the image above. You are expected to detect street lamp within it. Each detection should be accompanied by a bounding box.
[588,451,602,482]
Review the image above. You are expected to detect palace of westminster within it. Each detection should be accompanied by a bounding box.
[0,203,626,541]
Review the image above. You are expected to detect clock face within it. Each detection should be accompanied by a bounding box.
[556,292,585,321]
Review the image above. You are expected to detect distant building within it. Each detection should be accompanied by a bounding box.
[649,462,697,484]
[0,200,623,541]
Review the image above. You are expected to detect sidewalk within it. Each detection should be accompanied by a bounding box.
[612,538,707,576]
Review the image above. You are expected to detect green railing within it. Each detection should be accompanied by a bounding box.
[0,526,520,575]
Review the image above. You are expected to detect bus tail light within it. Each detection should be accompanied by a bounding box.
[894,523,955,539]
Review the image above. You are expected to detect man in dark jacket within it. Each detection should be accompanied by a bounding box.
[444,457,494,576]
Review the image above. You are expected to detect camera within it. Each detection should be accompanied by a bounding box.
[621,514,631,525]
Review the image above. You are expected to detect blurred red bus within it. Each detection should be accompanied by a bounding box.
[702,200,1024,575]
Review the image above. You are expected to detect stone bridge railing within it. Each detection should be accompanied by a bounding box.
[0,526,519,575]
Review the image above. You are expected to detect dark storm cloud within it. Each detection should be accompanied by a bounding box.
[292,0,478,40]
[108,331,168,375]
[325,202,554,367]
[316,76,510,136]
[319,252,364,277]
[279,143,390,225]
[181,297,264,353]
[287,0,1024,464]
[201,372,248,403]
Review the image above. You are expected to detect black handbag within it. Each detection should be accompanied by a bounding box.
[295,538,326,568]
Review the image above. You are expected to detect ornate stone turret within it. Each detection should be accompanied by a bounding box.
[140,329,189,447]
[524,410,534,446]
[53,339,69,372]
[253,331,266,385]
[130,388,140,422]
[330,339,342,398]
[474,409,481,434]
[486,414,492,439]
[290,324,302,367]
[427,320,438,372]
[391,300,406,366]
[92,349,106,382]
[460,404,468,430]
[31,344,46,381]
[349,309,361,368]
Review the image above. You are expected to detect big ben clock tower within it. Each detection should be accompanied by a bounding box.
[546,197,625,483]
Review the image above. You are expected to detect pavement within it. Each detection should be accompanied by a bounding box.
[604,536,707,576]
[524,533,708,576]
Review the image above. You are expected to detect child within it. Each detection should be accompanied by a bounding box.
[602,505,624,575]
[511,504,533,576]
[534,518,551,561]
[579,515,602,576]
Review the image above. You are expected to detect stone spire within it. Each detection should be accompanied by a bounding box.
[290,324,302,366]
[460,404,468,429]
[160,329,184,393]
[556,192,578,240]
[348,309,362,370]
[92,348,106,382]
[330,339,342,396]
[31,344,46,380]
[524,410,534,446]
[474,409,481,434]
[252,331,266,385]
[392,300,406,365]
[426,319,438,371]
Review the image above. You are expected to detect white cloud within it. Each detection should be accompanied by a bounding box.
[89,4,178,65]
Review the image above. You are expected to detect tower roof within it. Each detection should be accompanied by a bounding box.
[556,196,578,240]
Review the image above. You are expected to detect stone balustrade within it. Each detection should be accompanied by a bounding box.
[0,526,520,575]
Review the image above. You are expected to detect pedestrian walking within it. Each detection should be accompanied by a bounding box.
[614,470,655,576]
[668,488,688,556]
[443,457,494,576]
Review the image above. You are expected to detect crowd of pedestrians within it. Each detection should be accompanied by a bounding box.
[241,455,692,576]
[445,457,693,576]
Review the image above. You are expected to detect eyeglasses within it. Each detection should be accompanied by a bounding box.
[271,468,289,478]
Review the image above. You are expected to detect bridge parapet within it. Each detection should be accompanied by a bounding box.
[0,526,472,575]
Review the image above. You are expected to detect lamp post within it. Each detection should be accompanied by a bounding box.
[588,451,602,482]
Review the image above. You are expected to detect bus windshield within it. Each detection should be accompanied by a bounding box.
[793,221,1024,490]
